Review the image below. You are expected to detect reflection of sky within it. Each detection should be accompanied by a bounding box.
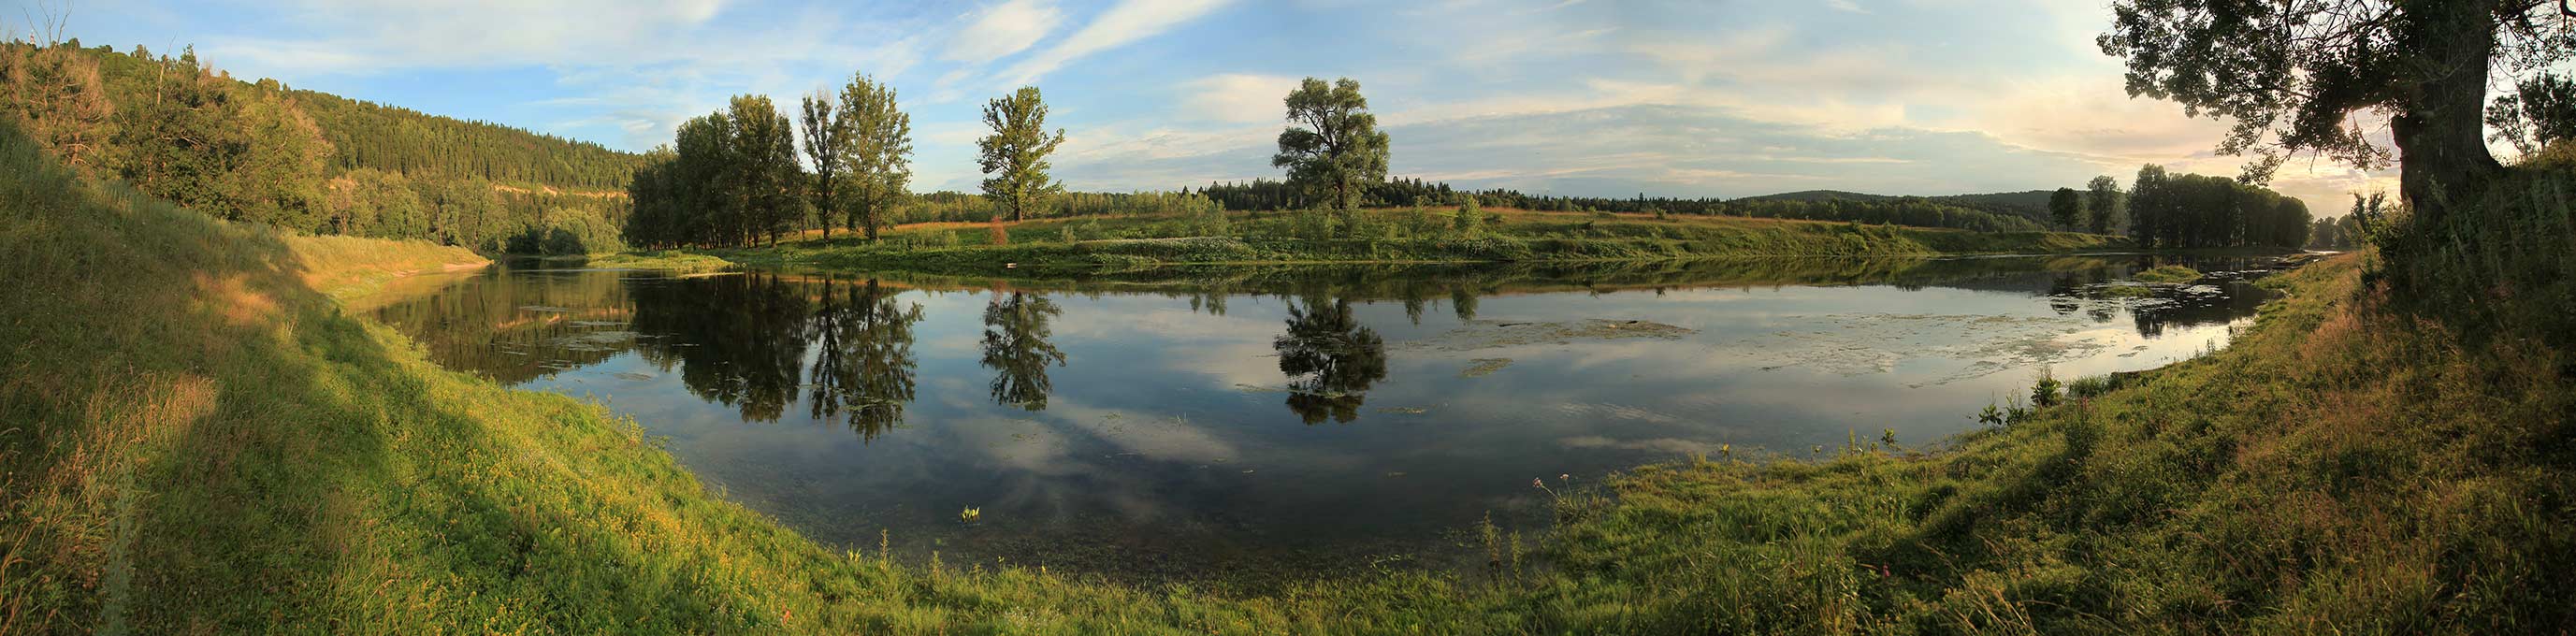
[392,264,2259,579]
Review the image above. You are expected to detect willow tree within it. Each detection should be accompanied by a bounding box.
[2099,1,2576,223]
[977,86,1064,223]
[1273,77,1390,210]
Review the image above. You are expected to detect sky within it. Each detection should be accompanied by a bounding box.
[53,0,2396,212]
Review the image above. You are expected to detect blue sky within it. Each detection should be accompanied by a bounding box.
[59,0,2390,210]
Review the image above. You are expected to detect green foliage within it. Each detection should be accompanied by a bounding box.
[1272,77,1390,210]
[2487,73,2576,156]
[2133,265,2203,283]
[977,86,1065,223]
[2048,186,2086,230]
[2028,368,2062,408]
[840,74,912,239]
[2127,164,2310,249]
[625,95,806,249]
[2085,175,2125,235]
[2370,159,2576,349]
[1453,195,1483,237]
[0,42,637,250]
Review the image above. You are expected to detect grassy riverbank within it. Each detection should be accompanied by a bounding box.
[645,210,2129,277]
[7,121,2569,632]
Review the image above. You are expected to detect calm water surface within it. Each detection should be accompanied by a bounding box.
[373,256,2279,583]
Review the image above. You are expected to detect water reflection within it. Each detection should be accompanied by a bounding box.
[808,278,924,441]
[368,253,2294,585]
[1274,295,1390,424]
[630,272,813,422]
[980,292,1068,412]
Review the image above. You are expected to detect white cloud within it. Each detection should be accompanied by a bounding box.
[201,0,735,74]
[1178,73,1299,123]
[942,0,1064,64]
[1825,0,1869,14]
[996,0,1231,86]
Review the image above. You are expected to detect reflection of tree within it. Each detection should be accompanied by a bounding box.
[808,278,924,442]
[980,292,1068,411]
[369,267,637,383]
[1273,296,1389,424]
[2133,280,2270,338]
[1449,288,1480,321]
[630,272,812,422]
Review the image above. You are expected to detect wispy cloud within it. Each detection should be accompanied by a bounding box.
[941,0,1064,64]
[995,0,1230,86]
[1178,73,1298,123]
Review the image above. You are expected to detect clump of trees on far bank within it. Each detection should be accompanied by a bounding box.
[2126,165,2310,249]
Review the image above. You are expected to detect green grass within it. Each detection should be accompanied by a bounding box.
[2132,264,2205,283]
[6,118,2569,633]
[683,210,2132,277]
[583,250,740,273]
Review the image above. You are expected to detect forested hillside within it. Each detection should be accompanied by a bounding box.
[0,40,641,253]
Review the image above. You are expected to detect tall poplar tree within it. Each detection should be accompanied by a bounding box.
[727,95,802,247]
[839,74,912,239]
[977,86,1064,223]
[798,91,847,242]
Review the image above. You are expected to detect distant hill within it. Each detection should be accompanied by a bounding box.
[1733,190,1901,203]
[0,40,638,252]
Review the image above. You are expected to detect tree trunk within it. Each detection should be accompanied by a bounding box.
[2391,0,2505,225]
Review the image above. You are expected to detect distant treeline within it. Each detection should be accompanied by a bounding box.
[1197,178,2044,232]
[900,190,1222,224]
[0,40,638,253]
[2128,166,2310,249]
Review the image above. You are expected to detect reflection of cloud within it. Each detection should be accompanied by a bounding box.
[1560,435,1719,456]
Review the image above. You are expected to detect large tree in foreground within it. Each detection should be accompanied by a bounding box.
[2099,1,2575,224]
[1274,78,1390,210]
[977,86,1064,223]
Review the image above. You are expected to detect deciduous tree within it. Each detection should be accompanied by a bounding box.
[977,86,1063,223]
[2099,1,2576,223]
[1273,77,1389,210]
[840,74,911,240]
[2048,187,2086,230]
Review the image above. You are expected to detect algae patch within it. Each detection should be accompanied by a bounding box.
[1458,358,1514,378]
[1399,319,1695,352]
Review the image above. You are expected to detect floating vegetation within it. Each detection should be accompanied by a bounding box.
[959,506,980,524]
[1375,406,1428,414]
[2133,265,2205,283]
[1458,357,1513,378]
[1744,312,2114,386]
[613,372,654,382]
[1398,319,1695,352]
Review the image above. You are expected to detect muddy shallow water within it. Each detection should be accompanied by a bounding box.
[371,254,2278,585]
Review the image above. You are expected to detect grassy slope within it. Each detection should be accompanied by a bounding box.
[6,121,2569,633]
[668,209,2128,277]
